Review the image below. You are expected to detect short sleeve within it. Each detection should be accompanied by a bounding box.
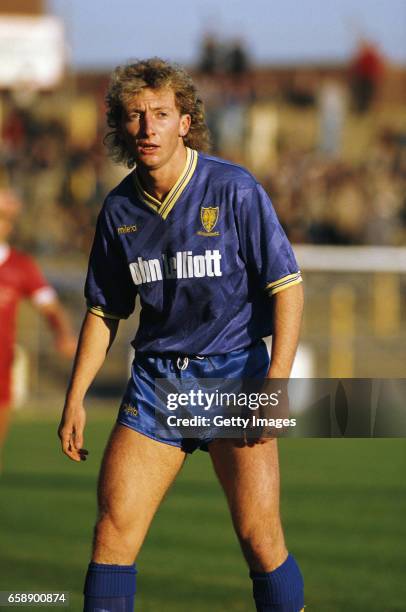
[85,206,137,319]
[20,255,55,301]
[236,183,302,295]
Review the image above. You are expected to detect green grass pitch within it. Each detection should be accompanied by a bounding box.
[0,408,405,611]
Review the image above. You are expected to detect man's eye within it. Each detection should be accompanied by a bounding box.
[157,112,168,117]
[129,112,141,120]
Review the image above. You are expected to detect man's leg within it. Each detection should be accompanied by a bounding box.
[84,424,186,612]
[209,438,304,612]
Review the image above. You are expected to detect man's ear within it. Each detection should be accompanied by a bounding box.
[179,114,191,137]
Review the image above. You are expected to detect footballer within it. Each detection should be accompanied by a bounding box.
[0,188,76,468]
[58,58,304,612]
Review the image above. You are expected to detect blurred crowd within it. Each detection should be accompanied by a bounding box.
[196,35,406,246]
[0,35,405,255]
[0,87,113,255]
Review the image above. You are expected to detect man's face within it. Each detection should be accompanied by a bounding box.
[121,87,191,171]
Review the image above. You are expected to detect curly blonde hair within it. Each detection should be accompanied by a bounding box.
[105,58,211,167]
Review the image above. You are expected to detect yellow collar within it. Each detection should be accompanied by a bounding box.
[133,147,198,220]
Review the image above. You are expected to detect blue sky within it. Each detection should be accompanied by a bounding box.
[48,0,406,69]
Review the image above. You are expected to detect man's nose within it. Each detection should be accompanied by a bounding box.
[140,112,155,136]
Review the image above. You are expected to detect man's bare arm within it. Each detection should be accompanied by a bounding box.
[36,298,77,359]
[58,311,119,462]
[267,283,304,379]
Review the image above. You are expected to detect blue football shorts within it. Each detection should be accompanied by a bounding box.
[117,340,270,452]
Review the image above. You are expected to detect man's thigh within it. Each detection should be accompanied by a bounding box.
[208,439,284,540]
[95,424,186,559]
[208,438,281,510]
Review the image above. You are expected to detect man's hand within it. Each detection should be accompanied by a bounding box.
[56,312,120,462]
[244,378,291,445]
[58,403,88,462]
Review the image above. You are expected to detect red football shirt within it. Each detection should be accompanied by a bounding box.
[0,247,53,406]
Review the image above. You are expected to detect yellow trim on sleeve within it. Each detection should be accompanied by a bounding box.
[271,277,303,295]
[266,272,303,295]
[88,305,123,320]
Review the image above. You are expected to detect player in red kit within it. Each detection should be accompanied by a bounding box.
[0,188,76,465]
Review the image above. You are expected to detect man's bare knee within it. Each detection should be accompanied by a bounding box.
[92,480,144,563]
[236,523,287,571]
[96,504,135,536]
[92,512,139,564]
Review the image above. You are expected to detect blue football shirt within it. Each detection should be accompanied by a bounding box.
[85,148,302,355]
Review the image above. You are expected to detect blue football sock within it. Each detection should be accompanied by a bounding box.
[83,562,137,612]
[250,553,304,612]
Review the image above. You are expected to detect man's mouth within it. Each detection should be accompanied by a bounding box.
[137,143,159,154]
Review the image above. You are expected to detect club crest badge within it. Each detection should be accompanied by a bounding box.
[197,206,220,236]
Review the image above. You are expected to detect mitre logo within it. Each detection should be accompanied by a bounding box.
[197,206,220,236]
[117,224,137,234]
[121,403,138,417]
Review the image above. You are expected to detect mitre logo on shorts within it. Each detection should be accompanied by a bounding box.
[197,206,220,236]
[129,250,222,286]
[121,402,138,417]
